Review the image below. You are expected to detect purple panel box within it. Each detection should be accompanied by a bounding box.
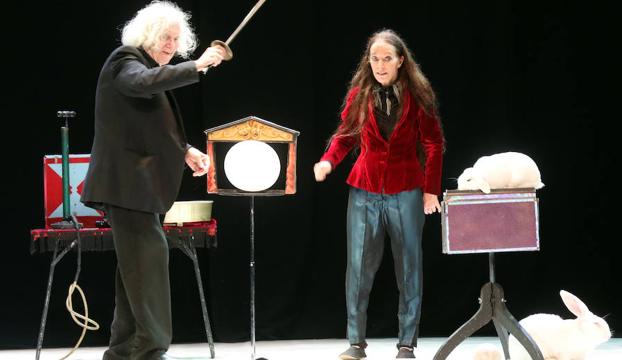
[441,188,540,254]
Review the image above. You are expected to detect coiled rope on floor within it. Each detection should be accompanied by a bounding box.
[57,215,100,360]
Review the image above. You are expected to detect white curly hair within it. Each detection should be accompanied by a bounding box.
[121,1,198,59]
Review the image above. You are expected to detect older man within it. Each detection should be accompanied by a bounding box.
[81,1,226,359]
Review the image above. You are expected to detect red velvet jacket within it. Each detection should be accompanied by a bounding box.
[321,88,444,195]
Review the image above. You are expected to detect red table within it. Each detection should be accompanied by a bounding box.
[31,219,218,359]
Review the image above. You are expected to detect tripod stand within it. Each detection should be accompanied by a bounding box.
[433,253,544,360]
[220,194,275,360]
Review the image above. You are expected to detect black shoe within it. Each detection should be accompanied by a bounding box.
[339,345,367,359]
[396,346,415,358]
[102,350,129,360]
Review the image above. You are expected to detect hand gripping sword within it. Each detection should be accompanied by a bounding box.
[202,0,267,73]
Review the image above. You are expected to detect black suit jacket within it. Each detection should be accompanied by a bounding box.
[81,46,200,214]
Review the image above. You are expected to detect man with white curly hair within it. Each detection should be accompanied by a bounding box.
[80,1,227,359]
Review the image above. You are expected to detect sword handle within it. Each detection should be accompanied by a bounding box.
[211,40,233,60]
[201,40,234,74]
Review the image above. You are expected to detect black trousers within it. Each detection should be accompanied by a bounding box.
[103,204,171,360]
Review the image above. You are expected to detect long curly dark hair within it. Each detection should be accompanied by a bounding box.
[332,29,440,141]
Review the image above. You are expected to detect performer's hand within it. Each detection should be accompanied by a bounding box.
[313,161,332,182]
[423,193,441,214]
[195,45,226,71]
[185,147,210,177]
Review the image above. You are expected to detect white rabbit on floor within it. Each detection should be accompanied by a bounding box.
[457,151,544,193]
[508,290,611,360]
[474,290,611,360]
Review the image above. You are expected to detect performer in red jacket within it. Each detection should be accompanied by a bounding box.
[314,29,445,359]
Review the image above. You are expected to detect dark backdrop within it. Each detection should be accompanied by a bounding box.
[2,0,618,349]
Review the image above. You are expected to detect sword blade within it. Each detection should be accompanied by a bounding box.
[225,0,267,45]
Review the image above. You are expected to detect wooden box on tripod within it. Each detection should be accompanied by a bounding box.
[441,188,540,254]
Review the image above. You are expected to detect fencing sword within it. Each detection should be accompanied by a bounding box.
[202,0,267,73]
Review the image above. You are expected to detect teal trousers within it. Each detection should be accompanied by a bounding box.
[346,187,425,348]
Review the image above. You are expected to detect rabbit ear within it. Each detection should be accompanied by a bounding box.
[457,167,474,189]
[560,290,591,317]
[461,167,474,178]
[472,175,491,193]
[467,169,491,193]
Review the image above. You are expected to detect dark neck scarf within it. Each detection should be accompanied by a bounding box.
[372,84,400,140]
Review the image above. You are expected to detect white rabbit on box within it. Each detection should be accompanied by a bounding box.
[508,290,611,360]
[457,152,544,193]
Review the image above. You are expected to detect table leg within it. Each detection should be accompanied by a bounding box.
[176,236,216,359]
[35,238,76,360]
